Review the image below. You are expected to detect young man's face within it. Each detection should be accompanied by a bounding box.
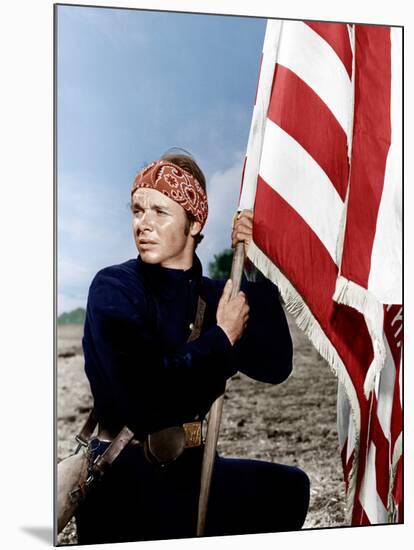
[131,187,201,269]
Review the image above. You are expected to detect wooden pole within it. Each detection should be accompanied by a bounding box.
[196,241,245,536]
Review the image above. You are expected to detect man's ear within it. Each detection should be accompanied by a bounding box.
[190,220,202,237]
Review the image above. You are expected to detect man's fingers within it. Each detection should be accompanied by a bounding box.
[232,210,253,229]
[232,213,253,248]
[238,209,253,221]
[233,219,253,234]
[241,209,253,218]
[220,279,233,303]
[239,214,253,225]
[232,230,252,242]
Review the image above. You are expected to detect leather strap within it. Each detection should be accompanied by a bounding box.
[92,426,135,476]
[75,410,97,447]
[98,420,203,448]
[187,297,206,343]
[71,426,135,503]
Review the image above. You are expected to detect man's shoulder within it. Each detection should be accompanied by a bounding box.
[90,258,146,299]
[86,259,151,317]
[94,258,140,281]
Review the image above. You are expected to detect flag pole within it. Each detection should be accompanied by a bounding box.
[196,240,245,536]
[196,21,280,535]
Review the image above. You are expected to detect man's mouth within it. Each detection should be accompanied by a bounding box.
[138,240,157,246]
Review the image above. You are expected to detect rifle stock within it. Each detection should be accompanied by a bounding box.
[57,450,89,534]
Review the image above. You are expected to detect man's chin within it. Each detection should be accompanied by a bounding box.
[138,251,161,264]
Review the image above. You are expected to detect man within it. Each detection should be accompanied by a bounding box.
[75,152,310,544]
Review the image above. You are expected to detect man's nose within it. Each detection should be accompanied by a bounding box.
[136,210,154,231]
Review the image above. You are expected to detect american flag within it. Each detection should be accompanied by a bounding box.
[239,20,402,524]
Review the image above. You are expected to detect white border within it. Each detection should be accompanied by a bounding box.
[1,1,411,549]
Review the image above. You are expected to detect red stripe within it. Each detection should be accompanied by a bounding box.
[268,64,349,200]
[341,442,354,492]
[254,177,373,391]
[352,499,362,523]
[340,438,348,471]
[254,178,374,524]
[384,305,403,368]
[340,26,392,288]
[306,22,353,79]
[391,368,402,452]
[352,499,371,525]
[344,452,354,480]
[360,508,371,525]
[383,306,403,453]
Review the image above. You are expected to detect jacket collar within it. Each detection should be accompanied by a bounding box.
[137,254,203,300]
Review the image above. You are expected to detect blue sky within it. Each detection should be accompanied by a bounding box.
[57,5,266,313]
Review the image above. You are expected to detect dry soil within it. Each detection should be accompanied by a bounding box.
[56,311,346,545]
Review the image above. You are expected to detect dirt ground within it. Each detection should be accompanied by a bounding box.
[56,311,347,545]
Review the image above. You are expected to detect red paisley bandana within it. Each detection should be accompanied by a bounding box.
[131,160,208,228]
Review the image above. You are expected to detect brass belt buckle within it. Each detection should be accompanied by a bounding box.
[183,421,202,448]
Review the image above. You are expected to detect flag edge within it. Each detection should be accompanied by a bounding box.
[247,239,360,524]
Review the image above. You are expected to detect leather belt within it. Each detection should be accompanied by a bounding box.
[97,427,140,444]
[97,421,204,448]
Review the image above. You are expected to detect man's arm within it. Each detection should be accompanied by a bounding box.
[234,276,293,384]
[84,269,240,435]
[230,210,293,384]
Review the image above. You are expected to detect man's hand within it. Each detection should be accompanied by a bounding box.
[216,279,249,346]
[231,209,253,256]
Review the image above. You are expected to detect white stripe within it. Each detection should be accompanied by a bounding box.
[375,336,396,440]
[337,381,350,449]
[389,433,402,522]
[337,382,356,464]
[239,19,282,211]
[359,442,388,524]
[368,27,402,304]
[392,432,402,470]
[277,21,352,135]
[346,411,356,464]
[259,119,344,263]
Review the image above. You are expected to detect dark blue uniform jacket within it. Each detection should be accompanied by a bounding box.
[82,255,293,440]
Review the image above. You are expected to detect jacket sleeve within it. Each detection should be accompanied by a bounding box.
[233,275,293,384]
[84,270,233,435]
